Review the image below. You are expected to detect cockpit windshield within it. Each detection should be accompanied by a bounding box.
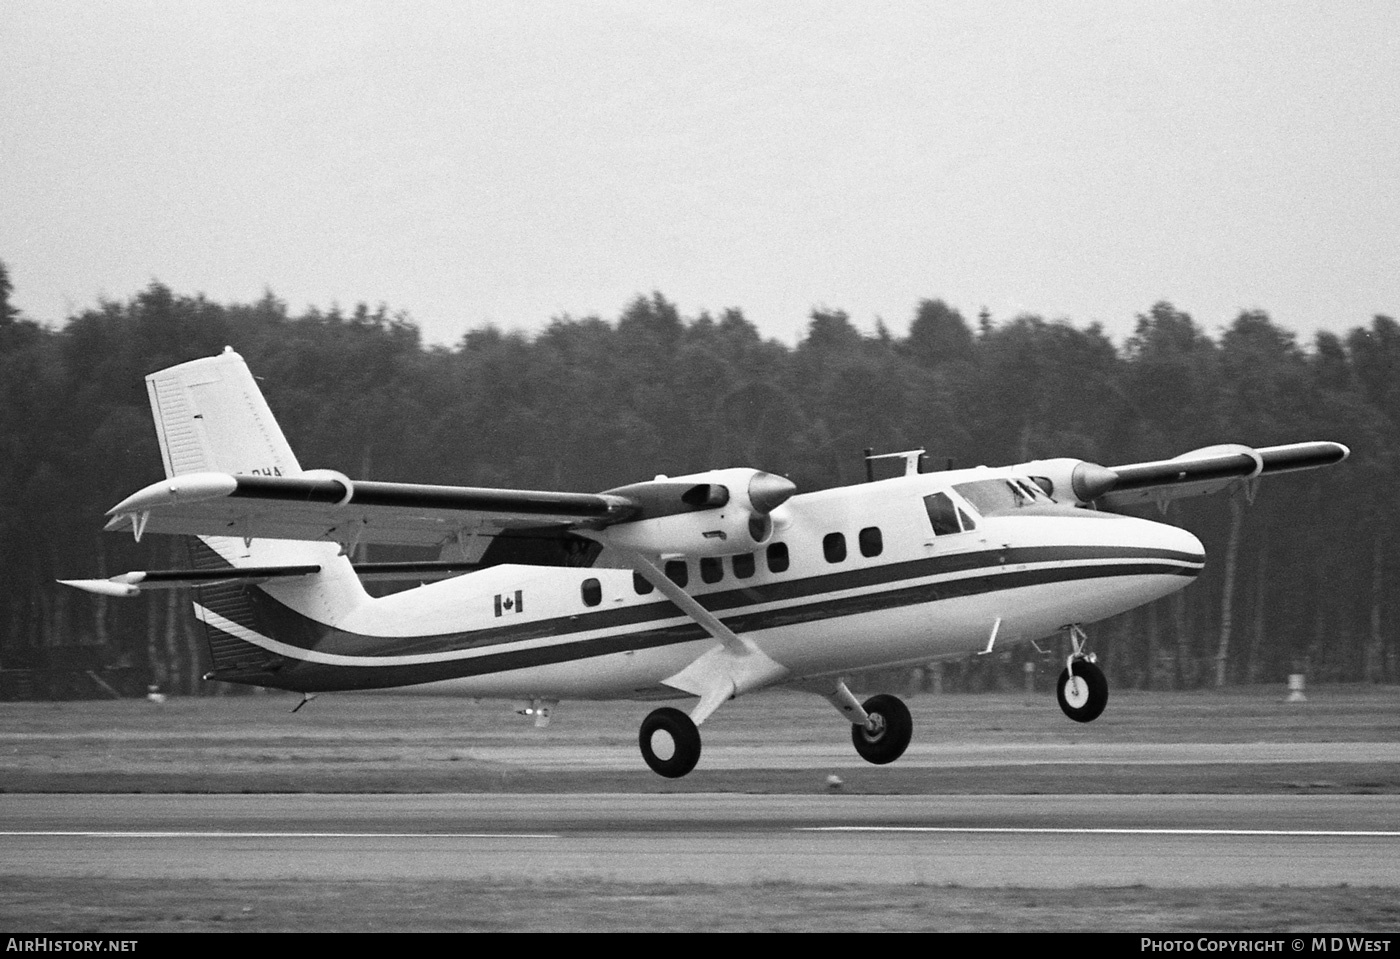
[953,477,1049,516]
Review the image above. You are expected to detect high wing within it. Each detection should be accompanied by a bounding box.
[101,348,797,569]
[1098,441,1349,509]
[1027,441,1350,510]
[98,346,697,558]
[104,470,636,551]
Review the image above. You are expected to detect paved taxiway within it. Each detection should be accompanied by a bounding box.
[3,793,1398,887]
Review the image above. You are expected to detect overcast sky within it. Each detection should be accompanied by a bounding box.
[4,1,1398,347]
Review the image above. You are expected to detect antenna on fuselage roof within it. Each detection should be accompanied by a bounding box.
[863,448,927,481]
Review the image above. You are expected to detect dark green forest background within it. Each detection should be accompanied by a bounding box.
[0,259,1395,699]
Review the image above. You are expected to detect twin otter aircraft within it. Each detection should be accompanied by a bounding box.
[64,349,1348,777]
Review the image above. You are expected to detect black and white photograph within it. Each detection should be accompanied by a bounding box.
[1,0,1397,936]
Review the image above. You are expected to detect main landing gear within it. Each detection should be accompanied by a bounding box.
[819,679,913,766]
[639,706,702,778]
[1056,624,1109,723]
[849,693,913,765]
[636,683,916,778]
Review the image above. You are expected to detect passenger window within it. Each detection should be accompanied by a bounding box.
[824,532,847,563]
[700,557,723,584]
[665,560,688,587]
[581,578,602,607]
[633,571,654,595]
[924,492,964,535]
[859,526,883,557]
[732,552,756,579]
[766,542,789,573]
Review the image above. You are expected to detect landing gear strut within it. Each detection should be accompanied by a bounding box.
[850,693,913,765]
[1056,625,1108,723]
[639,706,702,778]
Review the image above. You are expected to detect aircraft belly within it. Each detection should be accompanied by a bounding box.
[396,642,712,700]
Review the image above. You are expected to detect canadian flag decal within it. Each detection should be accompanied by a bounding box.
[494,590,524,617]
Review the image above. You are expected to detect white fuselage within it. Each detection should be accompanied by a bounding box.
[251,467,1204,701]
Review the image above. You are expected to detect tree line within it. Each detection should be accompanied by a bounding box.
[0,262,1395,697]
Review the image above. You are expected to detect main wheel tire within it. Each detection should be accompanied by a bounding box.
[639,706,702,778]
[1057,659,1108,723]
[851,693,913,765]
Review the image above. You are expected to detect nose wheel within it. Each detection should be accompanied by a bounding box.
[1057,659,1108,722]
[1056,625,1108,723]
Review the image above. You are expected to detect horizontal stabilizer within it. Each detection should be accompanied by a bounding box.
[59,565,321,598]
[59,561,482,598]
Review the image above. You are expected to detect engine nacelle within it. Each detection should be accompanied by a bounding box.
[1019,457,1118,505]
[598,467,797,558]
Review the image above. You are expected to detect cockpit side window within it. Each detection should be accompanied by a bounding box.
[924,491,971,535]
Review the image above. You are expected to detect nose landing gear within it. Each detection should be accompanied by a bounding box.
[1056,624,1108,723]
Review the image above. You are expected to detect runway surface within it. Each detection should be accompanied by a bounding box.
[4,793,1399,887]
[419,740,1400,769]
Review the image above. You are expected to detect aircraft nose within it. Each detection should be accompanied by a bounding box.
[1155,521,1206,568]
[1176,524,1205,561]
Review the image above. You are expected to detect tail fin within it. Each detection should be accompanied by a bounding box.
[144,349,367,653]
[146,346,301,479]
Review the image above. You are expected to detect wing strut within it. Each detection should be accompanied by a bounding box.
[613,547,788,725]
